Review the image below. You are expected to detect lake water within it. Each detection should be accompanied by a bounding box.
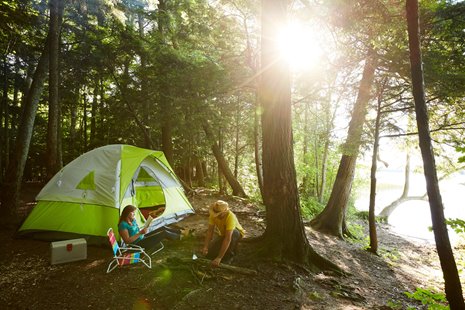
[355,169,465,245]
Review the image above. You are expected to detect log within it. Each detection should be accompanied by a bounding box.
[169,257,258,276]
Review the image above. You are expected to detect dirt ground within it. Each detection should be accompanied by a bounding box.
[0,185,463,309]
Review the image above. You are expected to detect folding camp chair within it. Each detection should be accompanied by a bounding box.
[106,228,152,273]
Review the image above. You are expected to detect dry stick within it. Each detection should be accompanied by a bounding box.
[176,257,258,276]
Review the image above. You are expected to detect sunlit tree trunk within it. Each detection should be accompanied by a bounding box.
[311,47,377,237]
[258,0,339,272]
[406,0,464,307]
[260,0,306,262]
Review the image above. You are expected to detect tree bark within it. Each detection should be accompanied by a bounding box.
[138,10,152,150]
[311,48,377,237]
[46,0,63,179]
[254,93,264,202]
[1,57,9,182]
[234,105,240,179]
[157,0,173,161]
[194,157,205,187]
[82,92,88,150]
[406,0,464,307]
[302,102,310,194]
[69,85,78,156]
[90,79,98,146]
[368,92,382,254]
[258,0,340,272]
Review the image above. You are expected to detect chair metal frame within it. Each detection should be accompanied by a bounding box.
[106,228,152,273]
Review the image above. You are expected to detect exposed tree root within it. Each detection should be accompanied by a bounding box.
[248,235,346,276]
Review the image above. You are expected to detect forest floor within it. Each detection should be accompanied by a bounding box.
[0,184,464,309]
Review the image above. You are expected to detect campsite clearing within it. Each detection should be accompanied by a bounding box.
[0,186,462,309]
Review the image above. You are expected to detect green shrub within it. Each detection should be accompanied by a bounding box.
[404,288,449,310]
[300,196,325,220]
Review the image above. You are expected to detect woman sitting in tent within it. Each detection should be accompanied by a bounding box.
[118,205,181,252]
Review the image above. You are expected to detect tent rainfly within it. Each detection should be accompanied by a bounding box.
[18,144,194,243]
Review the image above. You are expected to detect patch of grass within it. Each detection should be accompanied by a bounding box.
[345,223,370,250]
[308,291,323,300]
[379,248,400,263]
[386,299,403,309]
[404,288,449,310]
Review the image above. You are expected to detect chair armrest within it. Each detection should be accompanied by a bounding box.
[120,244,145,252]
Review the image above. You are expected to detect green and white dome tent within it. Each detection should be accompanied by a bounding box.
[19,144,194,243]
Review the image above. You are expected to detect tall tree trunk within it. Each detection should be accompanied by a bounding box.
[254,93,264,202]
[98,78,107,144]
[406,0,464,307]
[311,48,377,237]
[46,0,63,179]
[8,56,21,176]
[259,0,339,272]
[302,102,310,193]
[217,126,226,195]
[234,105,240,179]
[138,11,151,148]
[195,157,205,187]
[1,57,9,181]
[203,124,247,198]
[318,92,338,203]
[90,79,98,146]
[82,92,88,150]
[319,137,330,203]
[161,115,173,163]
[1,36,50,220]
[69,85,78,157]
[368,92,382,254]
[157,0,173,160]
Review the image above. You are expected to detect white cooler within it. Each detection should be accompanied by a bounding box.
[50,238,87,265]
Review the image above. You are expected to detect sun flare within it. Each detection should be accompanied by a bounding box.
[277,22,323,71]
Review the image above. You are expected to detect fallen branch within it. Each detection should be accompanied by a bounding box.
[168,257,258,276]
